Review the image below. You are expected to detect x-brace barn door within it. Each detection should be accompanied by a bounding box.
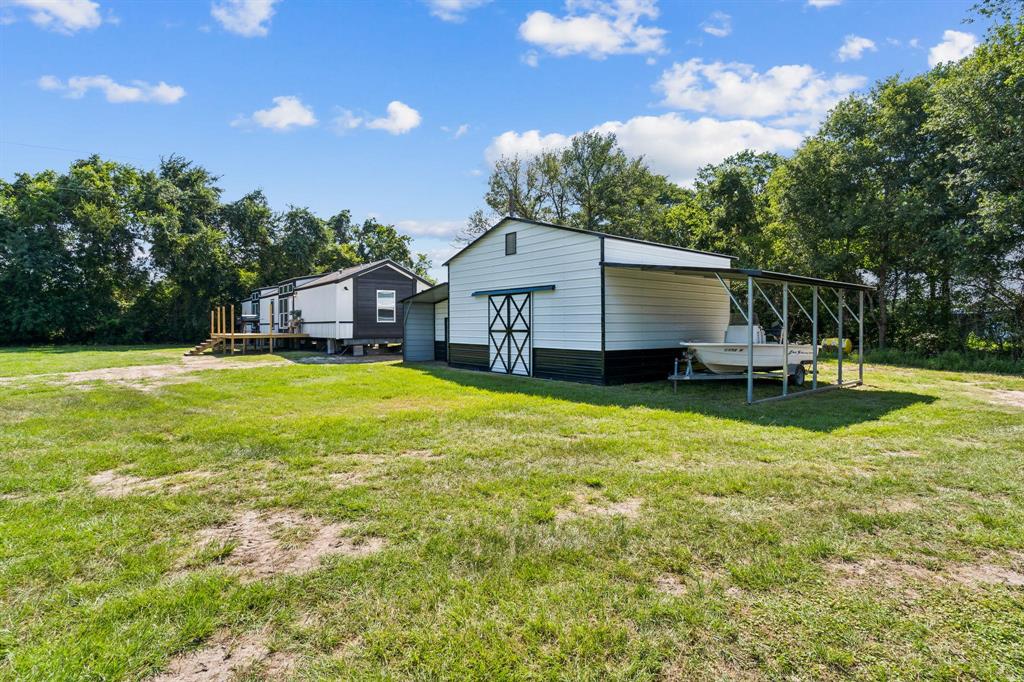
[488,293,531,376]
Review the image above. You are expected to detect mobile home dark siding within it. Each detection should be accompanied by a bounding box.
[434,341,447,361]
[352,267,418,339]
[603,347,683,384]
[448,343,488,370]
[532,348,604,384]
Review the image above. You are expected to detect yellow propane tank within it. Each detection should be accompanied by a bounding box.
[822,338,853,353]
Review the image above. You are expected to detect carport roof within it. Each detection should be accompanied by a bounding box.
[601,262,874,292]
[402,282,449,304]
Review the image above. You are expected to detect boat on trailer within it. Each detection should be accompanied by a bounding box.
[681,324,815,384]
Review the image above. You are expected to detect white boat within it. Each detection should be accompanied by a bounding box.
[682,324,815,375]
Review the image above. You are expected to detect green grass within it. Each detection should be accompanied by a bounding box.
[0,345,188,377]
[1,348,1022,679]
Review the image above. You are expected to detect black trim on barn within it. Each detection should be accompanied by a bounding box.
[603,348,686,384]
[448,343,488,370]
[533,348,604,384]
[599,236,606,379]
[434,341,447,361]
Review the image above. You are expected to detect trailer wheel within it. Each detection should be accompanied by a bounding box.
[791,363,806,387]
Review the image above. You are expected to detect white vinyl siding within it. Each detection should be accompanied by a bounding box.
[292,278,356,339]
[294,283,337,339]
[434,299,448,341]
[604,268,731,350]
[603,237,733,268]
[448,220,602,351]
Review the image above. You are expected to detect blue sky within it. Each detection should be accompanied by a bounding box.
[1,0,986,280]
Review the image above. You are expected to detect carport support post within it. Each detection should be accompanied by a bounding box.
[230,304,235,355]
[746,276,754,405]
[858,290,864,383]
[782,282,789,397]
[837,290,844,385]
[811,287,819,390]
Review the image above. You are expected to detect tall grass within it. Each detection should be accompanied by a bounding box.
[867,347,1024,375]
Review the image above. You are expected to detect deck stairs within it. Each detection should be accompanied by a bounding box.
[185,338,221,356]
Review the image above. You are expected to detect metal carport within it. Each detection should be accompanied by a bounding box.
[601,263,874,404]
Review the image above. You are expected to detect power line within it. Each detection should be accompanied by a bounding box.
[0,140,157,163]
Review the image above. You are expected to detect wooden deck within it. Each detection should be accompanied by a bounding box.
[187,304,311,355]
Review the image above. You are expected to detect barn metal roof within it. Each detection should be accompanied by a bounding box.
[601,262,874,292]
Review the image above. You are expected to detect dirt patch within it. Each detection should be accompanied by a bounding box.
[879,450,923,459]
[193,509,385,581]
[556,490,643,521]
[655,573,688,597]
[951,564,1024,587]
[58,356,290,392]
[330,471,368,488]
[984,389,1024,409]
[88,469,213,498]
[826,558,936,591]
[828,556,1024,591]
[151,629,297,681]
[402,449,442,460]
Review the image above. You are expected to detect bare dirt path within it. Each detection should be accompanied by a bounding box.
[0,354,394,390]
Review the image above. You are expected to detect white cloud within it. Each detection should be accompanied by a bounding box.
[518,0,667,59]
[701,11,730,38]
[442,123,471,139]
[425,0,488,22]
[395,219,464,237]
[38,75,186,104]
[233,96,317,130]
[837,35,876,62]
[928,30,978,67]
[365,101,422,135]
[909,38,920,49]
[486,114,801,186]
[807,0,841,7]
[331,109,363,133]
[485,130,572,165]
[522,50,540,67]
[656,58,865,127]
[211,0,278,37]
[10,0,101,33]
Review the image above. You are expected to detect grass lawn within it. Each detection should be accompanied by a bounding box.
[0,345,188,377]
[0,347,1022,679]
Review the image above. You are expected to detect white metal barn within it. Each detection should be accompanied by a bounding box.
[402,217,871,396]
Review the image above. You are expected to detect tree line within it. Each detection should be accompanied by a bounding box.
[464,8,1023,357]
[0,156,430,344]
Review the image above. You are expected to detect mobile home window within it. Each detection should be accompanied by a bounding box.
[278,297,289,327]
[505,232,517,255]
[376,290,396,323]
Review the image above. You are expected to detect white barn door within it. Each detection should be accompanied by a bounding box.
[488,293,531,376]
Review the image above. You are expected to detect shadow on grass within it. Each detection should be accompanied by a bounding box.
[405,362,935,433]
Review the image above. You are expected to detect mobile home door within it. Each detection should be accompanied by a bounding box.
[487,293,531,376]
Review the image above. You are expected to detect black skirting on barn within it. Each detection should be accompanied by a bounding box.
[603,348,685,385]
[447,343,488,371]
[442,344,681,385]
